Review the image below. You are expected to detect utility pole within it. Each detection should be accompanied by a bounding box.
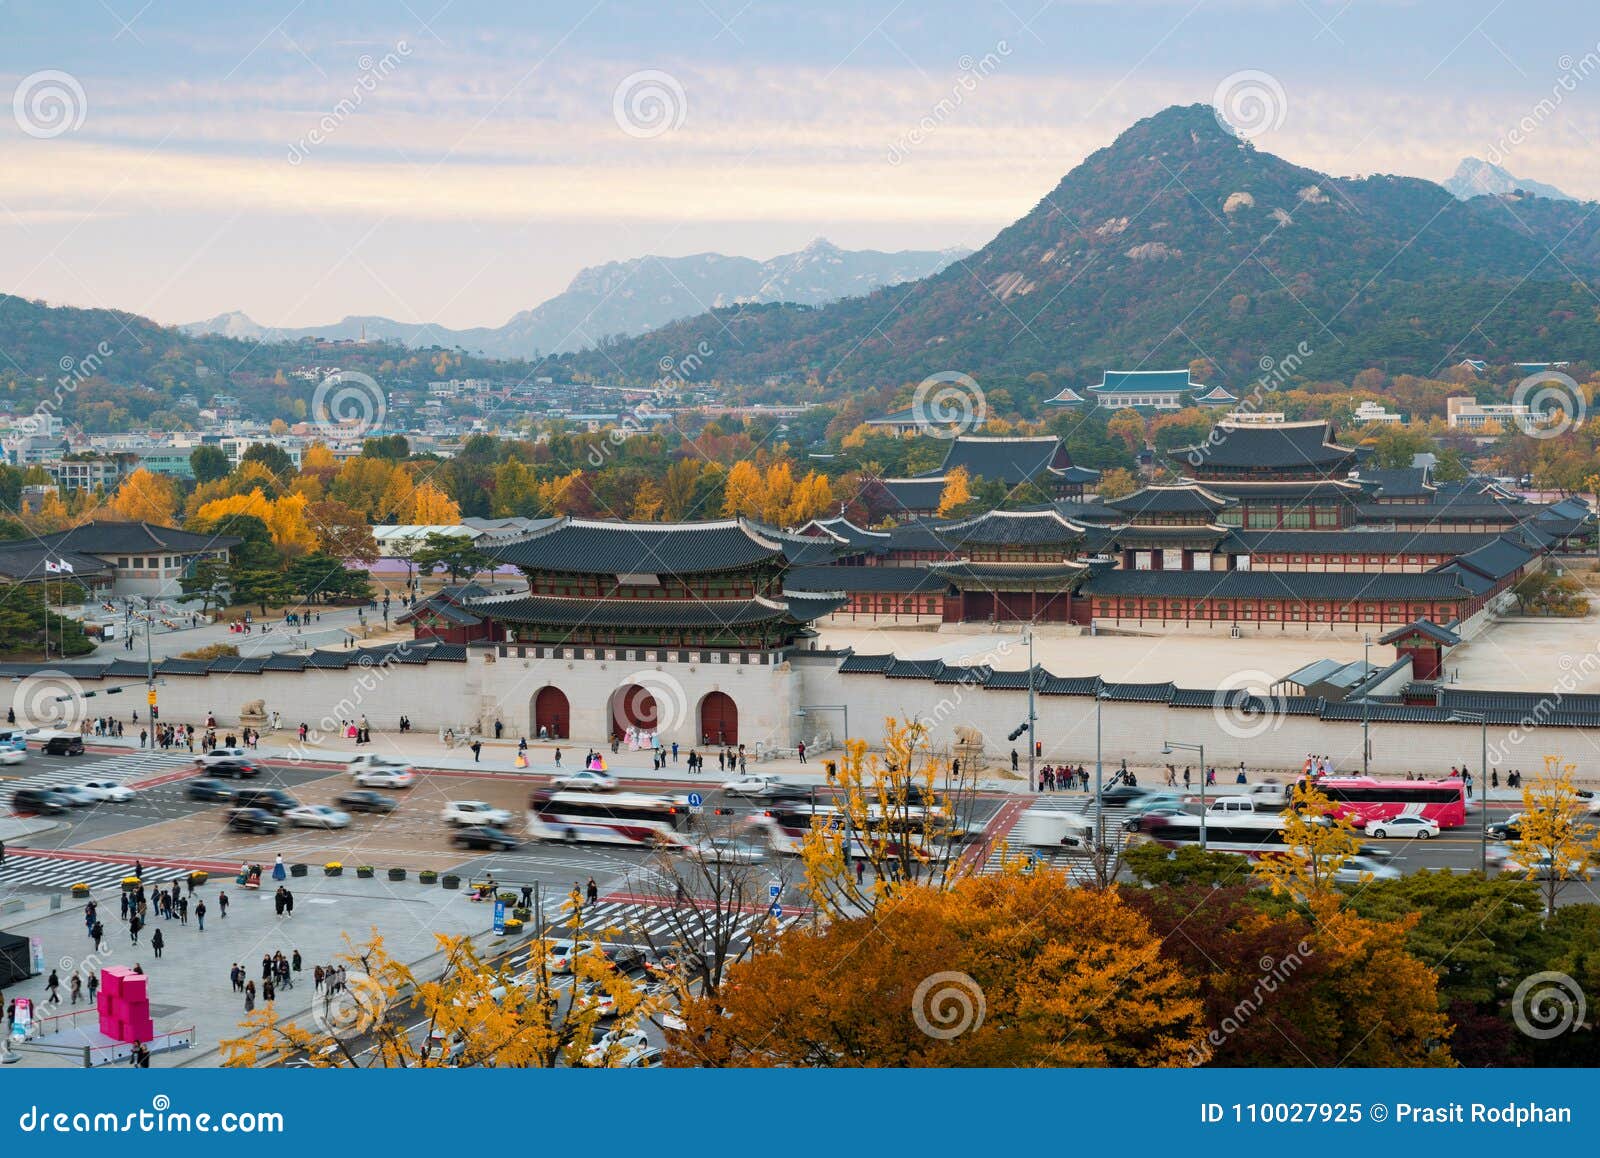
[1164,740,1207,849]
[1361,633,1372,776]
[1025,628,1037,794]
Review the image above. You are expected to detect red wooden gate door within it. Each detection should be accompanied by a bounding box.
[699,691,738,745]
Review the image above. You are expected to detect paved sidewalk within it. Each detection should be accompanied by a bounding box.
[0,871,510,1068]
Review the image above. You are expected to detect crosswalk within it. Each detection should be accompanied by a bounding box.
[560,898,802,944]
[982,795,1137,880]
[0,750,193,807]
[0,852,190,892]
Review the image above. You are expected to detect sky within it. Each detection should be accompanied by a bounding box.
[3,0,1600,332]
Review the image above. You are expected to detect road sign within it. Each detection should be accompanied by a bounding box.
[146,690,157,706]
[492,899,506,935]
[686,792,703,808]
[768,903,783,918]
[768,884,781,899]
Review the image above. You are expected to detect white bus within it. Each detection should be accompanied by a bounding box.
[1135,814,1288,858]
[527,790,691,847]
[751,803,960,858]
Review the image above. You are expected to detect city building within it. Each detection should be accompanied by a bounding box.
[1085,368,1201,411]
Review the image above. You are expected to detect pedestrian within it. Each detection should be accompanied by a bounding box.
[797,740,806,764]
[313,965,324,992]
[262,954,272,982]
[553,747,561,767]
[0,837,5,865]
[91,920,105,952]
[284,890,294,917]
[263,979,275,1002]
[244,981,255,1013]
[520,884,533,908]
[178,897,188,925]
[855,859,865,885]
[292,949,302,972]
[470,739,482,763]
[46,970,61,1005]
[129,915,142,946]
[196,900,206,931]
[133,1041,150,1068]
[120,892,130,922]
[87,971,98,1003]
[1011,748,1019,772]
[151,928,164,958]
[219,891,228,918]
[69,974,82,1004]
[230,964,242,993]
[272,853,286,882]
[586,877,598,904]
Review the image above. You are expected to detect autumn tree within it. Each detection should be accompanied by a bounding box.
[306,499,380,563]
[1253,778,1363,901]
[800,718,982,919]
[109,468,178,525]
[936,467,972,517]
[1096,466,1138,500]
[222,927,655,1068]
[409,479,462,525]
[1105,408,1147,453]
[671,871,1207,1067]
[1509,755,1600,918]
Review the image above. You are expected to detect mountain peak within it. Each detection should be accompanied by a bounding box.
[800,237,841,253]
[1444,156,1573,202]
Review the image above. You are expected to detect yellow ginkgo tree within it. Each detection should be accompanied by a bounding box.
[1508,755,1600,918]
[1253,778,1363,902]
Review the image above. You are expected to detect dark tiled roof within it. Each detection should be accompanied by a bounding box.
[1447,536,1537,581]
[1175,421,1357,472]
[396,598,483,626]
[800,517,892,551]
[934,509,1086,548]
[1355,467,1434,499]
[930,436,1067,485]
[927,561,1086,583]
[0,546,113,581]
[1084,570,1474,601]
[837,652,895,674]
[1194,479,1363,500]
[37,521,240,555]
[481,517,785,575]
[475,593,836,627]
[1105,485,1233,516]
[1232,530,1501,555]
[1108,524,1229,546]
[1091,369,1193,394]
[881,478,948,510]
[1378,619,1462,647]
[1053,501,1124,526]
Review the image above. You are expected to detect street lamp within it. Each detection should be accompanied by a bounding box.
[1025,628,1038,793]
[1162,739,1207,848]
[1093,683,1111,852]
[1448,710,1489,875]
[1361,633,1373,777]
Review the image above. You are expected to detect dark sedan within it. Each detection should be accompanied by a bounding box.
[336,790,398,815]
[188,778,234,802]
[226,807,281,835]
[209,760,263,779]
[450,824,519,851]
[11,787,73,815]
[1487,814,1523,842]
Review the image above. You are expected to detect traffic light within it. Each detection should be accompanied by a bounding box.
[1007,722,1030,741]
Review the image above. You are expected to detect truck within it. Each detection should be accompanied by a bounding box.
[1016,810,1094,848]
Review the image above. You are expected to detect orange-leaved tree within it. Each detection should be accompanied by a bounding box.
[668,870,1207,1067]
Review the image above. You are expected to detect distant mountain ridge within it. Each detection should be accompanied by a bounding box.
[181,238,968,359]
[552,104,1600,390]
[1443,157,1574,202]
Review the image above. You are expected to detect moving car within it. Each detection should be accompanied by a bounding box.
[1487,814,1523,841]
[546,940,597,974]
[354,766,416,789]
[76,779,136,803]
[1364,815,1440,840]
[720,774,808,800]
[619,1045,664,1067]
[198,746,251,766]
[450,825,518,852]
[336,790,398,815]
[551,769,618,792]
[1332,855,1402,885]
[207,759,263,780]
[226,807,281,835]
[583,1028,649,1067]
[51,785,100,808]
[187,778,233,802]
[231,788,299,815]
[680,835,768,864]
[39,732,85,757]
[285,804,352,829]
[10,787,72,815]
[442,800,513,827]
[1502,854,1592,881]
[0,747,26,767]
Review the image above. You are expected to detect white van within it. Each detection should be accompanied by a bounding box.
[1207,796,1257,815]
[1242,783,1290,808]
[1017,810,1094,848]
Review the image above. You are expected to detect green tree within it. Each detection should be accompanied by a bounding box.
[362,434,410,461]
[241,442,295,478]
[411,532,490,584]
[1123,843,1251,888]
[287,553,374,604]
[189,445,231,485]
[179,556,233,615]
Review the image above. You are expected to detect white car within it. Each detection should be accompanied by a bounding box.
[583,1028,649,1067]
[1503,855,1592,881]
[198,746,251,767]
[355,767,416,789]
[442,800,513,827]
[1333,855,1402,885]
[285,804,352,829]
[546,940,596,974]
[1364,815,1439,840]
[551,769,618,792]
[680,836,768,864]
[719,774,805,799]
[75,779,136,803]
[573,982,617,1019]
[0,748,25,766]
